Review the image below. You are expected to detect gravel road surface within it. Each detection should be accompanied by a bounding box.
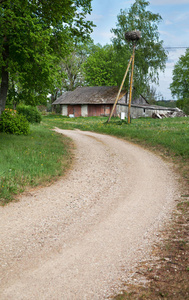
[0,129,178,299]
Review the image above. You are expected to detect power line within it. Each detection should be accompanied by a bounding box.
[164,46,188,49]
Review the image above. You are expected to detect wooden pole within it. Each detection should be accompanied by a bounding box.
[127,45,135,124]
[107,55,133,123]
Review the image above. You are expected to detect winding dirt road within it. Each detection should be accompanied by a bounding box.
[0,129,178,299]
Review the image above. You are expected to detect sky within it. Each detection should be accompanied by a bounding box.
[87,0,189,100]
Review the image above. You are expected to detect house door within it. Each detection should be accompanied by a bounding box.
[68,105,81,117]
[73,105,81,117]
[68,105,74,116]
[88,105,102,116]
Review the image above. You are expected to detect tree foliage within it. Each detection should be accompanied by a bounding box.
[170,49,189,115]
[111,0,167,95]
[145,85,163,104]
[60,40,94,91]
[83,1,167,94]
[84,44,118,86]
[176,98,189,115]
[49,39,94,104]
[0,0,93,113]
[0,108,30,135]
[170,49,189,100]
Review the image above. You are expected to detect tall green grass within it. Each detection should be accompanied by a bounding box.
[43,115,189,159]
[0,123,72,205]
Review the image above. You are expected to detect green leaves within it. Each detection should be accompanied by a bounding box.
[0,0,94,110]
[170,49,189,100]
[84,44,118,86]
[83,0,167,95]
[111,0,167,95]
[0,108,30,135]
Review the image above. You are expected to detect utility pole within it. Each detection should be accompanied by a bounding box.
[127,44,135,124]
[107,55,133,123]
[107,30,141,124]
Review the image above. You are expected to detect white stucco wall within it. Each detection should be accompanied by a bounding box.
[81,105,88,117]
[61,105,68,116]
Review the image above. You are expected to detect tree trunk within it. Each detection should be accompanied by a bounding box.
[0,38,9,115]
[0,66,9,114]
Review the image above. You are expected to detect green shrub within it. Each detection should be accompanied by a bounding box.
[0,108,30,135]
[176,98,189,115]
[17,105,42,123]
[183,98,189,115]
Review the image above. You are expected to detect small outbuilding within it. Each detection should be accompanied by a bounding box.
[116,103,184,119]
[52,86,147,117]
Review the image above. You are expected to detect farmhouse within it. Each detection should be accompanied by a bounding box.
[52,86,147,117]
[52,86,183,118]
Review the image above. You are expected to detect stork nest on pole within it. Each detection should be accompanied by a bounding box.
[125,30,141,42]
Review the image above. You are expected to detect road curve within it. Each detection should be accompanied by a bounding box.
[0,129,177,299]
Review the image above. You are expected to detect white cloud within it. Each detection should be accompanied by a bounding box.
[120,1,134,5]
[164,20,173,25]
[91,30,114,44]
[121,0,189,5]
[99,31,114,39]
[86,13,104,22]
[159,28,187,48]
[175,11,189,22]
[159,30,175,38]
[168,48,186,61]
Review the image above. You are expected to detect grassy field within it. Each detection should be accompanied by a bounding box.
[43,115,189,159]
[0,123,72,205]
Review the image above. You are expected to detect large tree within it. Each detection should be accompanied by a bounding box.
[111,0,167,95]
[49,39,94,104]
[0,0,93,113]
[60,39,94,92]
[170,49,189,100]
[84,44,118,86]
[170,49,189,115]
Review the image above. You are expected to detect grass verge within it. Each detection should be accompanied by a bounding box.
[0,123,73,205]
[43,115,189,159]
